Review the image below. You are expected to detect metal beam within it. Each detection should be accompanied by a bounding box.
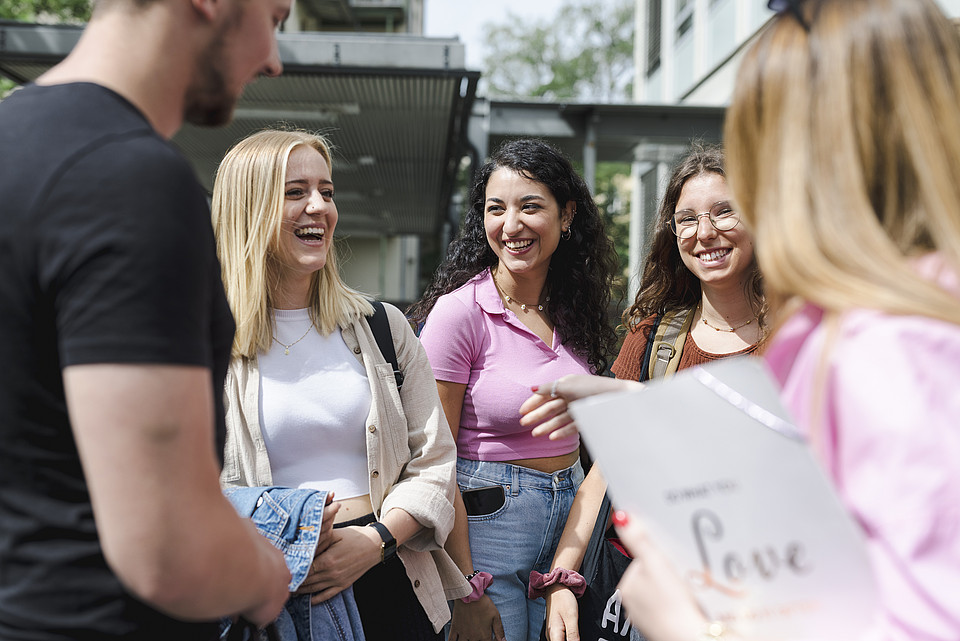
[480,100,724,168]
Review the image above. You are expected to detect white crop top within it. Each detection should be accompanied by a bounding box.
[258,308,371,499]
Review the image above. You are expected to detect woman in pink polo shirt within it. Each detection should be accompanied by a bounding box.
[408,138,619,641]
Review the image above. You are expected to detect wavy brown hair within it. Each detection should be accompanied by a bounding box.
[621,142,765,331]
[409,138,619,373]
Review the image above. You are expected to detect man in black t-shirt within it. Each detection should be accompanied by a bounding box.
[0,0,297,638]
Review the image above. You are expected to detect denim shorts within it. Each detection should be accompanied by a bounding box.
[457,457,584,641]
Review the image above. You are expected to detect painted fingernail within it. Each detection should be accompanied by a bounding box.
[531,385,539,392]
[612,510,629,527]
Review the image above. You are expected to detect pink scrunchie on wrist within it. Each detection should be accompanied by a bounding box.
[461,571,494,603]
[527,568,587,600]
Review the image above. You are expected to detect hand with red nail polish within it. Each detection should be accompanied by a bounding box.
[519,376,641,441]
[612,510,629,528]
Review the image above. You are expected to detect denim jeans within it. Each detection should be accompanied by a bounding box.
[272,593,364,641]
[456,457,584,641]
[221,487,365,641]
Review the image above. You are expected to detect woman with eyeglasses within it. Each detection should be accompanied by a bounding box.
[523,0,960,640]
[615,142,765,380]
[534,143,764,641]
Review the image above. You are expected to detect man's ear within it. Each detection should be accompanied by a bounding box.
[190,0,220,23]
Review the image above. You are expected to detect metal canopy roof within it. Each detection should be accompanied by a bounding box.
[0,21,478,239]
[482,100,725,167]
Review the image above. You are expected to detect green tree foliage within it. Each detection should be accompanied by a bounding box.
[477,0,636,294]
[0,0,91,22]
[481,0,634,102]
[0,0,92,97]
[593,162,632,286]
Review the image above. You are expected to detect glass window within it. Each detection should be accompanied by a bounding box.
[647,0,662,75]
[676,0,694,40]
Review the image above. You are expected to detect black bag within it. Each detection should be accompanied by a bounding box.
[576,494,647,640]
[538,493,644,641]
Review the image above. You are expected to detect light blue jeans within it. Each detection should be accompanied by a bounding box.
[457,457,584,641]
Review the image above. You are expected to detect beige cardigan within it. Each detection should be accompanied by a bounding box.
[220,302,469,631]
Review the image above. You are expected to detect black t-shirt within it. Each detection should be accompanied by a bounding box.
[0,83,234,640]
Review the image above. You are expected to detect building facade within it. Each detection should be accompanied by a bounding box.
[282,0,430,305]
[624,0,960,297]
[635,0,960,106]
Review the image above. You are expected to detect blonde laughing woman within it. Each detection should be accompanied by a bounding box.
[211,129,470,641]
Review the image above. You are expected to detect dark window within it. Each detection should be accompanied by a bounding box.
[641,166,660,248]
[676,0,693,40]
[646,0,662,76]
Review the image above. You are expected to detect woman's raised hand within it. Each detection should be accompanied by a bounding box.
[520,375,641,440]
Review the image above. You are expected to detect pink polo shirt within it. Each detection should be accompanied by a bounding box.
[419,270,588,461]
[765,301,960,640]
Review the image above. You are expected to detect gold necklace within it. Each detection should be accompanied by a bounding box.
[502,292,550,312]
[273,324,313,355]
[494,272,549,312]
[698,303,756,333]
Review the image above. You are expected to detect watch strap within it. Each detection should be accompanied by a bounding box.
[366,520,397,564]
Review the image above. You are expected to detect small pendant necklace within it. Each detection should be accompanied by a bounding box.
[698,302,756,333]
[273,324,313,355]
[494,272,549,312]
[502,292,550,312]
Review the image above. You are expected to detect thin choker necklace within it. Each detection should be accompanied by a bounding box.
[493,273,549,312]
[273,324,313,355]
[698,302,756,333]
[503,292,550,312]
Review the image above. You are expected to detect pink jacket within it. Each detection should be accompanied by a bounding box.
[765,302,960,641]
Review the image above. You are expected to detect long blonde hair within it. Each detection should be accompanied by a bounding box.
[725,0,960,326]
[212,129,373,358]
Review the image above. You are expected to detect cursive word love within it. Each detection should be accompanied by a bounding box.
[687,508,812,597]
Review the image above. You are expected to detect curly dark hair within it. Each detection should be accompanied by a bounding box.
[408,138,619,373]
[621,142,765,330]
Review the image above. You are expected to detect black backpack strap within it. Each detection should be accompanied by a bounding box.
[368,300,404,391]
[637,314,663,383]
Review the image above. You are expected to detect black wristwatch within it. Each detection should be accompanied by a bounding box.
[366,521,397,564]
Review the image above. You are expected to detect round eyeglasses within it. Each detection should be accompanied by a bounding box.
[668,203,741,240]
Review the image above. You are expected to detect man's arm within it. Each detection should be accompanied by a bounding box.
[63,363,290,624]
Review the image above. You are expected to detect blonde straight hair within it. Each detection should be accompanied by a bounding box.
[212,129,373,358]
[725,0,960,327]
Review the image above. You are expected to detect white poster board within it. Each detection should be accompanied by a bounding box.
[569,357,878,640]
